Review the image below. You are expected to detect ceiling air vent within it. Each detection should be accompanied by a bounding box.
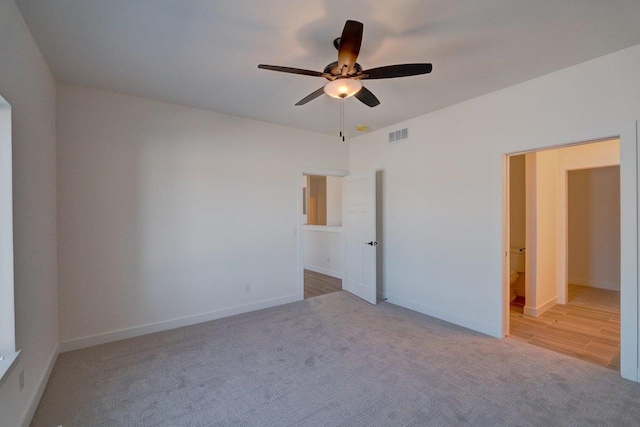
[388,128,408,144]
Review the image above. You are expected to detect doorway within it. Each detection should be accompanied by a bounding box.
[301,173,344,299]
[296,168,348,299]
[501,122,638,382]
[507,140,621,369]
[297,167,378,305]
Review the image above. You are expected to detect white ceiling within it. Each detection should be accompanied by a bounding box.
[15,0,640,137]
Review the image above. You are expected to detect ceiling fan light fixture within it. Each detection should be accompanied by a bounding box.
[324,78,362,99]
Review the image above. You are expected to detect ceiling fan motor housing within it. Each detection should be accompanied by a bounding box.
[324,61,363,78]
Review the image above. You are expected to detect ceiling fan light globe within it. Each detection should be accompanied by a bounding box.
[324,78,362,99]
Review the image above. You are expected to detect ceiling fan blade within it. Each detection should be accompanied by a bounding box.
[361,63,433,80]
[337,20,363,74]
[354,86,380,107]
[295,87,326,106]
[258,64,331,78]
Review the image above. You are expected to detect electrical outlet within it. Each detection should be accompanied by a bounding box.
[326,256,330,264]
[19,370,24,391]
[244,283,251,293]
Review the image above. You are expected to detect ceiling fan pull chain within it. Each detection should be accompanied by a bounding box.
[341,98,345,142]
[339,98,343,141]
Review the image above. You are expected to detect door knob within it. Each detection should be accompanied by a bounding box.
[365,241,378,246]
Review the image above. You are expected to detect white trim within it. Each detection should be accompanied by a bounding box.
[524,296,558,317]
[60,294,298,352]
[20,345,58,427]
[297,167,349,301]
[622,120,639,382]
[501,123,631,155]
[0,96,15,356]
[502,121,638,382]
[387,294,501,337]
[0,349,20,388]
[303,264,342,279]
[568,277,620,291]
[501,155,510,337]
[302,225,343,233]
[560,158,619,171]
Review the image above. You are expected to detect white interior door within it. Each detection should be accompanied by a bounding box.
[343,170,377,304]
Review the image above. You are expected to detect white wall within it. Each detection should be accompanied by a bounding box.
[56,83,348,349]
[525,150,558,316]
[569,166,620,290]
[349,43,640,337]
[303,229,342,278]
[326,176,342,227]
[0,1,58,426]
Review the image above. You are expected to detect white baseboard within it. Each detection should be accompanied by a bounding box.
[568,277,620,291]
[20,344,59,427]
[60,294,299,353]
[303,264,342,279]
[384,294,501,338]
[524,296,558,317]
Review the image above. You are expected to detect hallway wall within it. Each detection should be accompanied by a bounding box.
[568,166,621,290]
[303,229,342,279]
[525,150,558,315]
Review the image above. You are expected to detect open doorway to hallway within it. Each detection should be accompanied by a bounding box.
[506,139,621,370]
[301,173,343,299]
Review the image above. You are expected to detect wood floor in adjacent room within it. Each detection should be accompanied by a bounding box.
[304,269,342,299]
[509,284,620,370]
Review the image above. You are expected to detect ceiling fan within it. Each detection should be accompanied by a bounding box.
[258,20,433,108]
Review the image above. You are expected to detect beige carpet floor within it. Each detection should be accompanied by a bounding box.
[32,291,640,426]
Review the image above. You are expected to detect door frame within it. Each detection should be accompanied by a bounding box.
[501,121,639,382]
[297,167,349,301]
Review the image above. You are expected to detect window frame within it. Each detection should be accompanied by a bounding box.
[0,94,18,385]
